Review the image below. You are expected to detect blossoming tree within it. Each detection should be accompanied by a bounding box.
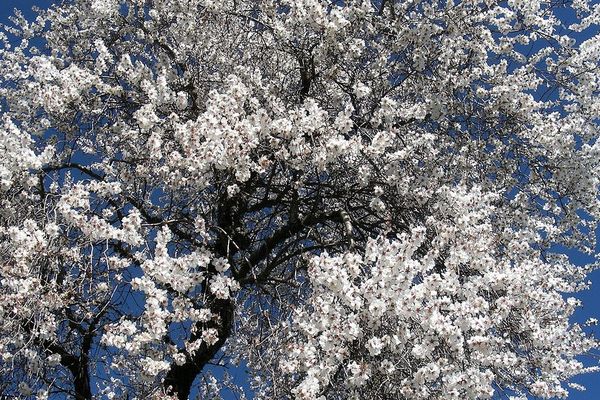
[0,0,599,399]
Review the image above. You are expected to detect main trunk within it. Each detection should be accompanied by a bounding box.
[163,299,234,399]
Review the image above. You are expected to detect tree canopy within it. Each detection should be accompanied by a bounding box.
[0,0,599,399]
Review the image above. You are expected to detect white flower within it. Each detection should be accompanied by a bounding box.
[201,328,219,346]
[353,82,371,99]
[227,184,240,197]
[139,357,170,377]
[366,336,385,356]
[175,92,188,110]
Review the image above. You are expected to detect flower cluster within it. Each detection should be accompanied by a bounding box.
[0,0,598,398]
[283,222,597,399]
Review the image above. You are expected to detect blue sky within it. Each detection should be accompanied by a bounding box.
[1,1,599,399]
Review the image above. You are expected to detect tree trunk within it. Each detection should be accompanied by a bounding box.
[164,299,234,400]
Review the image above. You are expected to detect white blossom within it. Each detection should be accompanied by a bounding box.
[0,0,598,399]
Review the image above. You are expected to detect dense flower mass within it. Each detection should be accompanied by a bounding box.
[0,0,599,399]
